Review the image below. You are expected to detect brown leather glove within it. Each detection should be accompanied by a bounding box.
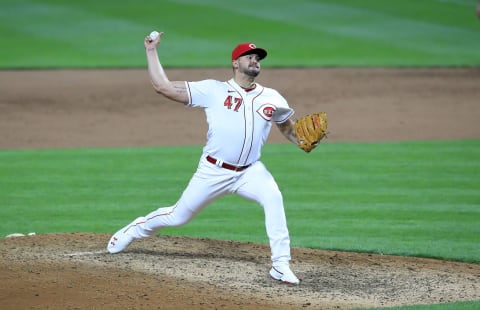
[294,112,328,153]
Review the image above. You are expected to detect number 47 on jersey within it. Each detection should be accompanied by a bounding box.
[224,96,242,112]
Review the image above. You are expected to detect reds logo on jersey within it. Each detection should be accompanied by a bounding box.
[256,104,276,121]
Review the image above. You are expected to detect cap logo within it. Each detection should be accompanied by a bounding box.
[249,43,256,49]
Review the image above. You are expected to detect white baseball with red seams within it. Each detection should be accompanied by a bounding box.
[149,31,159,41]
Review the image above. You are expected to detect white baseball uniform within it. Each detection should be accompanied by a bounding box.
[119,78,295,265]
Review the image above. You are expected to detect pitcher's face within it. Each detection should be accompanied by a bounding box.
[236,54,261,77]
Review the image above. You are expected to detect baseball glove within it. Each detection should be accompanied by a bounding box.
[294,112,328,153]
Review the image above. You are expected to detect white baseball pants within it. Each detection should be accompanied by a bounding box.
[125,155,292,265]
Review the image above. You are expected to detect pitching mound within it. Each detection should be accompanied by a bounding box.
[1,233,479,309]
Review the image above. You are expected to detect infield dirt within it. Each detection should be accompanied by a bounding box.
[1,68,479,309]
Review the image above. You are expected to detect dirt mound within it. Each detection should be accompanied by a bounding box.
[1,233,479,309]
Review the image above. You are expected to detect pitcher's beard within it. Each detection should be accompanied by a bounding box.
[245,67,260,77]
[238,62,260,78]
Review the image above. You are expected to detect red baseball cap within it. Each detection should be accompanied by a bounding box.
[231,42,267,61]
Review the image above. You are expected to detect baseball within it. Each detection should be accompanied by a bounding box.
[149,31,159,41]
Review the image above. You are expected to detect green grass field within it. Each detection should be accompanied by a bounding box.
[1,141,479,263]
[1,0,479,68]
[359,300,479,310]
[1,1,479,308]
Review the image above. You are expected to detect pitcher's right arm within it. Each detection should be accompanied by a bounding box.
[144,32,189,104]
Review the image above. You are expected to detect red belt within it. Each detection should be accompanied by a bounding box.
[206,156,251,172]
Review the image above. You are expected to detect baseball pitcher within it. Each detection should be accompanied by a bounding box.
[107,31,327,285]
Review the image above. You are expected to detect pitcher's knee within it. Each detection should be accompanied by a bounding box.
[260,196,283,213]
[163,205,195,227]
[170,216,190,226]
[260,189,283,208]
[145,205,193,228]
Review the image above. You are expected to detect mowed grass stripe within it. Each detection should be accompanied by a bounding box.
[0,0,479,67]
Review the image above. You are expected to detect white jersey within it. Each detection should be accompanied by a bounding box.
[186,78,294,166]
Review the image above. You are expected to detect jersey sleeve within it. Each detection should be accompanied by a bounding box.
[271,91,295,123]
[186,79,219,108]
